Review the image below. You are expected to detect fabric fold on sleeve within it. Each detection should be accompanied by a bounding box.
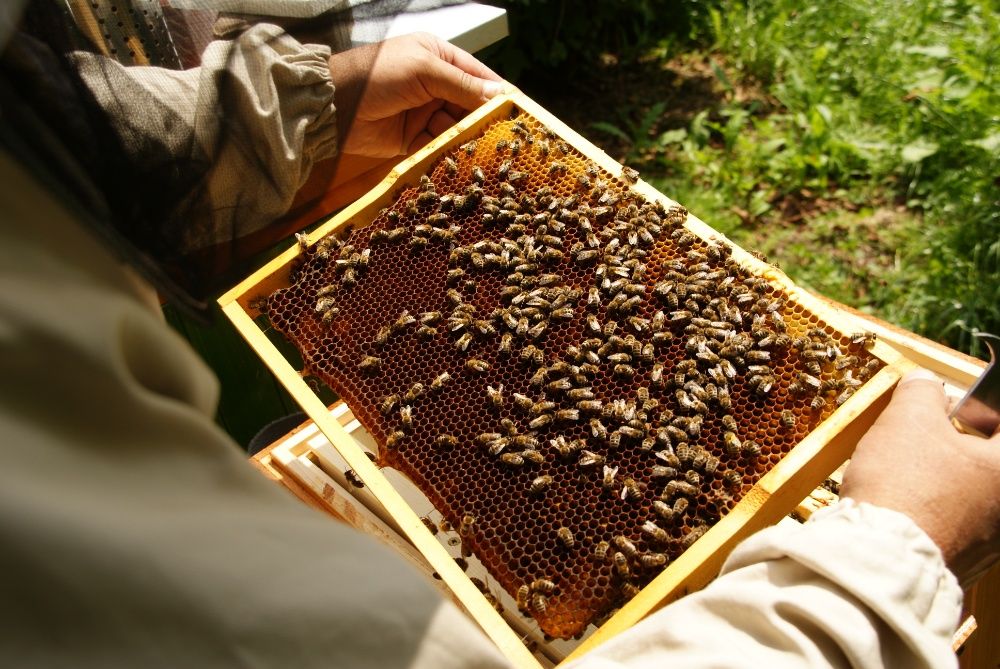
[70,23,338,263]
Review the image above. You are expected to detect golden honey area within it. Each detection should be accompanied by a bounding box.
[266,110,882,639]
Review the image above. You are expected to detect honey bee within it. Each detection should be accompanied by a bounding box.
[419,516,438,535]
[427,212,450,228]
[314,296,337,315]
[722,470,742,489]
[428,372,451,392]
[509,140,522,156]
[741,440,761,458]
[496,139,509,152]
[380,394,400,415]
[372,325,392,349]
[497,332,514,356]
[851,331,877,348]
[528,414,552,429]
[639,552,667,568]
[465,358,489,374]
[557,526,575,549]
[798,372,822,391]
[836,387,856,406]
[471,165,485,183]
[621,477,643,501]
[404,382,425,403]
[386,430,406,449]
[526,321,547,339]
[344,469,364,488]
[682,525,708,549]
[613,551,631,578]
[512,435,540,450]
[532,578,556,594]
[622,166,640,184]
[578,450,605,469]
[500,453,524,467]
[398,405,414,431]
[500,417,518,436]
[650,465,677,479]
[507,393,531,413]
[614,364,636,379]
[475,432,502,448]
[809,395,828,411]
[480,384,504,411]
[672,497,689,515]
[521,449,545,465]
[546,377,572,393]
[574,399,602,415]
[359,355,381,374]
[602,464,620,490]
[530,475,554,496]
[529,368,549,387]
[516,584,530,611]
[835,354,860,370]
[341,267,357,287]
[555,408,580,423]
[591,540,611,563]
[458,514,475,537]
[723,430,741,457]
[652,500,676,523]
[435,434,458,449]
[531,593,547,615]
[613,535,639,559]
[460,140,477,155]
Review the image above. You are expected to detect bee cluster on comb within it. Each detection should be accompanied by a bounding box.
[265,109,882,639]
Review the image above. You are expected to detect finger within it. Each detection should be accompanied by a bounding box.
[428,109,459,137]
[419,57,505,111]
[430,34,505,83]
[891,368,948,412]
[407,130,435,155]
[444,102,468,119]
[402,100,443,153]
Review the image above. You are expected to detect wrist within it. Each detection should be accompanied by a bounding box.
[327,46,373,148]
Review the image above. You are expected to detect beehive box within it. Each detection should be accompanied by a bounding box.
[220,92,907,667]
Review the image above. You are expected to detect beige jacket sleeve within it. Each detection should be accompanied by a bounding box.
[572,499,963,669]
[69,23,338,254]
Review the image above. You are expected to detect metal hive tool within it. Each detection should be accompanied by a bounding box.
[265,109,884,639]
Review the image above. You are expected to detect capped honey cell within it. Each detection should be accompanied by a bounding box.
[267,110,883,639]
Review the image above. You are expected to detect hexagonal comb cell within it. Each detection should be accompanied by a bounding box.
[266,110,882,639]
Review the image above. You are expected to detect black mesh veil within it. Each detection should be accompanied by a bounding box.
[0,0,468,319]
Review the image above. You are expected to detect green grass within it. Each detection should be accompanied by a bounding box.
[575,0,999,358]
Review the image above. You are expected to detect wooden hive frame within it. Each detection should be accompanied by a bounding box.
[219,92,911,668]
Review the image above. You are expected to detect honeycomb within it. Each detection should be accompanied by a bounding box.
[266,109,883,639]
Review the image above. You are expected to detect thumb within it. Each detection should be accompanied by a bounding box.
[420,57,504,112]
[887,367,949,417]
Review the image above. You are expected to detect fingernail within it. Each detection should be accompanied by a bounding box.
[899,368,942,386]
[482,81,503,98]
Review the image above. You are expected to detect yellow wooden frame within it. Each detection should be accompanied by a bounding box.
[219,92,912,668]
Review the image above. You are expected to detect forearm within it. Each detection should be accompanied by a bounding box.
[571,499,962,669]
